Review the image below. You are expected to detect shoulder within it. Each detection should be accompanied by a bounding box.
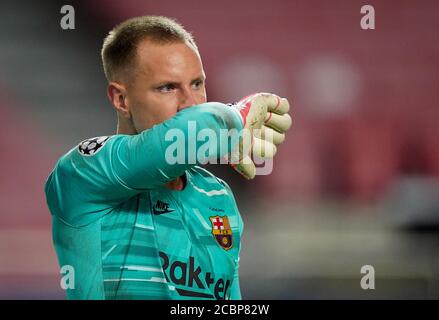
[46,135,117,195]
[45,135,119,225]
[55,135,123,170]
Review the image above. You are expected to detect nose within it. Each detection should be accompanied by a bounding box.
[177,86,197,111]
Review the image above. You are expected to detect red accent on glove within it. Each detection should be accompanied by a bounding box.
[239,101,252,126]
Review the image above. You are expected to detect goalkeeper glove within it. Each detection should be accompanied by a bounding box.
[228,92,292,179]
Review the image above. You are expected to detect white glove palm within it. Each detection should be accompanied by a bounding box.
[229,93,292,179]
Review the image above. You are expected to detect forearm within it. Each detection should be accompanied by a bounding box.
[113,102,243,189]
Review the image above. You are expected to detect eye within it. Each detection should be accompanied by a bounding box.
[157,84,176,93]
[192,79,204,90]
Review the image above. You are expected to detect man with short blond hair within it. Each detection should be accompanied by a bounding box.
[45,15,291,299]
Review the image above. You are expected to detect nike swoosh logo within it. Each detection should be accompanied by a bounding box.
[152,208,175,215]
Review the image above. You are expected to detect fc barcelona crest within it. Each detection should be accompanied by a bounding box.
[209,216,233,250]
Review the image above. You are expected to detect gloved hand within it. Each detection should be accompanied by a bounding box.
[228,92,292,179]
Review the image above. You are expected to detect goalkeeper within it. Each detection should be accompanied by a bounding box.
[45,16,292,300]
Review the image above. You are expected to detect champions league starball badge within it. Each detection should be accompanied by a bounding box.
[78,136,110,156]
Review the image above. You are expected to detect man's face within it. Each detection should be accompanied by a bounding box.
[123,39,207,133]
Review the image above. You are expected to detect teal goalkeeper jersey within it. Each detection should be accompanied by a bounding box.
[44,103,244,300]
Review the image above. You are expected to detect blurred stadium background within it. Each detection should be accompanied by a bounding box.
[1,0,439,299]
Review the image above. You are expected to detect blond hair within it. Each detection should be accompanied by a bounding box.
[101,15,197,81]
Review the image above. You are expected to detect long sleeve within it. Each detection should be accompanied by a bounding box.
[45,102,243,227]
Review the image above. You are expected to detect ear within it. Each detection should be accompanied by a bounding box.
[107,82,131,119]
